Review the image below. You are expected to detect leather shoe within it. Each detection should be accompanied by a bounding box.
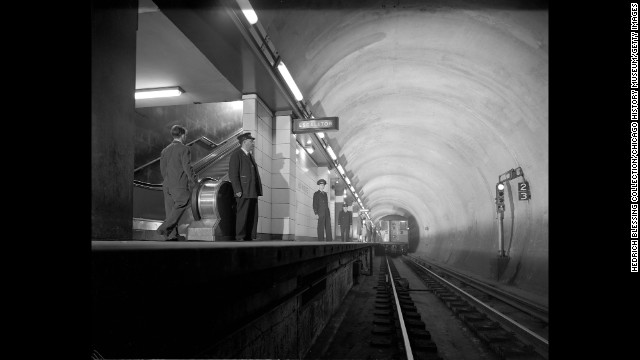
[166,235,187,242]
[234,238,244,242]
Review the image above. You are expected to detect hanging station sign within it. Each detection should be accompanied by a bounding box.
[292,117,339,134]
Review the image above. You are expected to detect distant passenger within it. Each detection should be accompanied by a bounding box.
[338,203,352,242]
[313,179,333,241]
[228,132,263,241]
[157,125,198,241]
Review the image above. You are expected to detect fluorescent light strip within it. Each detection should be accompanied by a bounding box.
[135,86,183,99]
[277,61,304,101]
[326,146,337,160]
[337,164,345,175]
[237,0,258,24]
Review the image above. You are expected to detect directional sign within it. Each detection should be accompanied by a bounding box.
[292,117,339,134]
[518,181,531,200]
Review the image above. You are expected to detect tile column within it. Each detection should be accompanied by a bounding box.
[271,111,297,240]
[242,94,273,240]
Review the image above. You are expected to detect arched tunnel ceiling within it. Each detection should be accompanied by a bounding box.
[252,0,548,235]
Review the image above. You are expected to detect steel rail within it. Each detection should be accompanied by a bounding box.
[406,257,549,350]
[406,255,548,323]
[385,256,414,360]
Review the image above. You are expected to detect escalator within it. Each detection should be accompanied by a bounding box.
[132,129,242,241]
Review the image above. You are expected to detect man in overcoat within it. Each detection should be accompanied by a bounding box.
[228,132,263,241]
[312,179,333,241]
[338,203,352,242]
[157,125,198,241]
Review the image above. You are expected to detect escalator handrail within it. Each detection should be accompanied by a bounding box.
[133,131,240,174]
[133,131,242,189]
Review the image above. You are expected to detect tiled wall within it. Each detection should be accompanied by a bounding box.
[242,94,335,241]
[242,95,274,236]
[294,144,323,239]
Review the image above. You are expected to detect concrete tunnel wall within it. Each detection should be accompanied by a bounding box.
[257,0,548,298]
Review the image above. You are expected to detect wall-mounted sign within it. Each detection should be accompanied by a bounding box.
[518,181,531,200]
[292,117,339,134]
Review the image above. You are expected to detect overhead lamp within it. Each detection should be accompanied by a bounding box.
[337,164,345,175]
[349,185,355,193]
[135,86,184,99]
[344,176,351,185]
[304,145,315,154]
[317,132,325,139]
[277,60,304,101]
[326,146,337,161]
[236,0,258,24]
[306,138,312,145]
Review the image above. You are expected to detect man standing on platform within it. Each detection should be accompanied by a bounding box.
[228,132,263,241]
[313,179,333,241]
[338,203,352,242]
[157,125,198,241]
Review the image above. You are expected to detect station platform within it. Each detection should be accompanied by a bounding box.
[92,240,374,358]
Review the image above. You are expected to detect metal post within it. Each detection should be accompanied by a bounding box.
[497,211,505,257]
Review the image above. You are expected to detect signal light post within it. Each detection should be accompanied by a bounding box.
[496,182,506,257]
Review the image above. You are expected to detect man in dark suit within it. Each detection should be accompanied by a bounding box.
[338,203,352,242]
[157,125,198,241]
[313,179,332,241]
[228,132,263,241]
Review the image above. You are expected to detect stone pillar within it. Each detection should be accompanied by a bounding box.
[271,111,297,240]
[242,94,273,240]
[91,0,138,240]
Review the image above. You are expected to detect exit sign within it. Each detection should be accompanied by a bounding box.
[518,181,531,200]
[292,117,339,134]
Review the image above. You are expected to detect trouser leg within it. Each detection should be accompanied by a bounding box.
[325,215,333,242]
[317,215,325,241]
[246,198,258,240]
[158,187,191,239]
[342,226,350,242]
[236,197,250,240]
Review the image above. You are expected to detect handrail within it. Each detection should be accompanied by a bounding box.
[133,134,231,173]
[133,130,242,188]
[133,179,163,190]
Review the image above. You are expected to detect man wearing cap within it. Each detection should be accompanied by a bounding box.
[338,203,352,242]
[228,132,263,241]
[157,125,198,241]
[312,179,333,241]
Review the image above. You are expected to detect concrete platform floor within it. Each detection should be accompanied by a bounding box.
[92,240,367,250]
[305,255,501,360]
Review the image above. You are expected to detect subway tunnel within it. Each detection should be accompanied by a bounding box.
[92,0,548,358]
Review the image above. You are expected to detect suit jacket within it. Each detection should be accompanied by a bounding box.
[338,210,352,227]
[313,190,330,216]
[228,148,263,198]
[160,140,197,189]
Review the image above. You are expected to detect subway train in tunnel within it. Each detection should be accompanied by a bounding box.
[92,0,551,358]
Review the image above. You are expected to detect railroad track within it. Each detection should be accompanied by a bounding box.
[368,255,443,360]
[402,255,549,360]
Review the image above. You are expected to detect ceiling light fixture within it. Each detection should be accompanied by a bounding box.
[135,86,184,99]
[277,60,304,101]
